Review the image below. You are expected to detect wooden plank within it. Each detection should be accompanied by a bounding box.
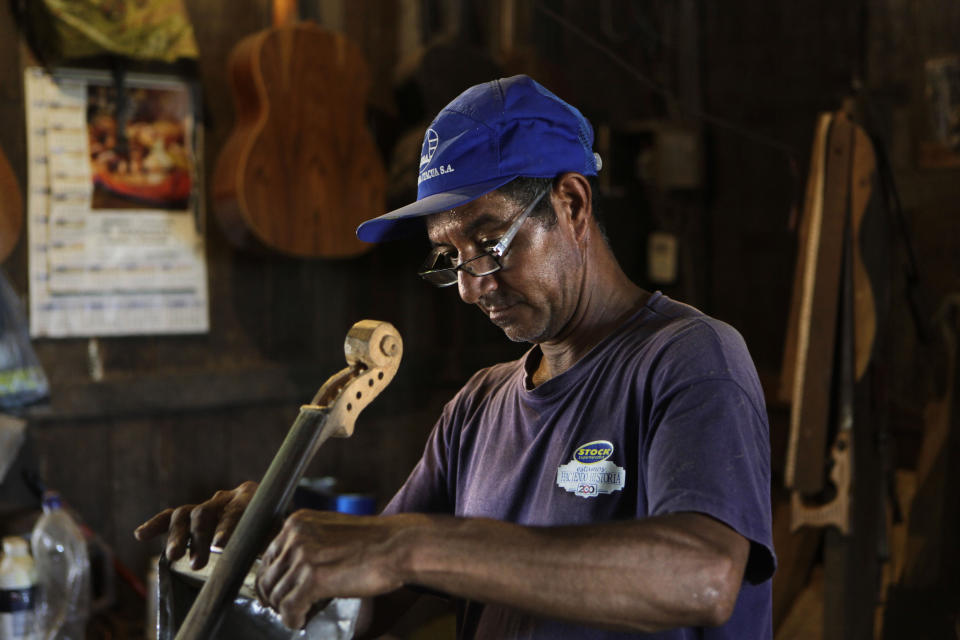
[22,364,332,422]
[785,111,855,494]
[821,378,885,640]
[772,495,822,632]
[849,125,877,380]
[780,113,834,403]
[110,417,157,576]
[900,298,960,589]
[30,421,113,540]
[775,566,824,640]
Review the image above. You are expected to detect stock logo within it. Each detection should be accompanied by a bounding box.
[573,440,614,464]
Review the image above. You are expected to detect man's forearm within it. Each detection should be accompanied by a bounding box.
[391,511,749,633]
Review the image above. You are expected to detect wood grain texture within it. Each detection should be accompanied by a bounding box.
[848,125,877,381]
[212,23,386,258]
[0,144,22,262]
[785,112,854,494]
[780,113,833,404]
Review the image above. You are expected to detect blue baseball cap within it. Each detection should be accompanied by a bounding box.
[356,75,601,242]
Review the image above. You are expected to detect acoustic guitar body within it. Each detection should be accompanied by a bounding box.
[0,147,23,262]
[213,24,385,258]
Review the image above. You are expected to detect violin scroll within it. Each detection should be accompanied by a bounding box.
[308,320,402,438]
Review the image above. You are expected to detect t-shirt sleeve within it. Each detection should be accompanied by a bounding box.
[643,322,776,585]
[381,411,455,516]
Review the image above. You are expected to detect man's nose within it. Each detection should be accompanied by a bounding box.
[458,269,498,305]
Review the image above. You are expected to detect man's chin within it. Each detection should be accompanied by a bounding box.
[492,317,548,344]
[482,304,548,343]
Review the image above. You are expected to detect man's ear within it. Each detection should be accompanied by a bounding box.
[555,172,592,246]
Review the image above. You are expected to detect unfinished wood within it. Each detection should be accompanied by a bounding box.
[900,297,960,589]
[775,566,824,640]
[819,379,886,640]
[212,22,385,257]
[785,112,854,494]
[772,495,822,632]
[779,113,833,404]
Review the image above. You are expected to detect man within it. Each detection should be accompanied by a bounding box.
[137,75,775,639]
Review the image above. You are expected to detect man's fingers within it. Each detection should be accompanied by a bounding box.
[211,503,245,548]
[165,505,195,561]
[187,490,235,569]
[275,564,317,630]
[134,508,173,541]
[255,538,288,605]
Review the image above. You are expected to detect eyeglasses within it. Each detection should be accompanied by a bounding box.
[418,185,550,288]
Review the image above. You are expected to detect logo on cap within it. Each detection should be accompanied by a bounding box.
[420,129,439,170]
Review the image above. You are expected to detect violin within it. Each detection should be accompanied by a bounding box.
[170,320,402,640]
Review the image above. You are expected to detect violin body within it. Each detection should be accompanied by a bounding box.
[213,23,385,258]
[0,146,22,262]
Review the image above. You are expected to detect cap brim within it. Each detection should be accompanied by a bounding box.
[356,175,516,243]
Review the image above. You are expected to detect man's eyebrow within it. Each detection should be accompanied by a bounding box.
[428,211,507,248]
[462,213,504,238]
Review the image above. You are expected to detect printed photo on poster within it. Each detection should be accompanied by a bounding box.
[88,84,193,210]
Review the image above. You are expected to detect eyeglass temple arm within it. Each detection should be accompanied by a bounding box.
[490,185,550,258]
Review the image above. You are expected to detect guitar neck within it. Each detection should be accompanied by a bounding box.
[272,0,298,28]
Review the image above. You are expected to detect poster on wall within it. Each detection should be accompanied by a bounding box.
[24,67,208,337]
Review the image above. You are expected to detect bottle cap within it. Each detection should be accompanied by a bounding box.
[41,491,62,509]
[332,494,375,516]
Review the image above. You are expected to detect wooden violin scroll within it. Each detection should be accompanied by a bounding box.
[309,320,403,438]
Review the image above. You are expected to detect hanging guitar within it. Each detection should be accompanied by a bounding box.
[164,320,402,640]
[213,0,386,258]
[0,143,23,262]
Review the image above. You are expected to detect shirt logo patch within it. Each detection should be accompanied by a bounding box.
[573,440,614,464]
[557,440,626,499]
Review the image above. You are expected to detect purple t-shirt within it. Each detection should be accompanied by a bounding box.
[383,292,776,639]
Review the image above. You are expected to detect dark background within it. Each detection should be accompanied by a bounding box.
[0,1,957,638]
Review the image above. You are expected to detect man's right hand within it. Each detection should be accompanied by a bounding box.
[133,481,258,570]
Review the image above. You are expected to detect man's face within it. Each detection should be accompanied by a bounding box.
[425,189,582,343]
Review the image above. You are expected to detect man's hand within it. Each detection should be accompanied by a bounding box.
[256,510,414,630]
[133,481,258,570]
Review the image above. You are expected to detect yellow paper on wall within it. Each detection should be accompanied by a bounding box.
[38,0,199,62]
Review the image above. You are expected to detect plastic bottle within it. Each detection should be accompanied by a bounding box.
[0,536,38,640]
[30,493,91,640]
